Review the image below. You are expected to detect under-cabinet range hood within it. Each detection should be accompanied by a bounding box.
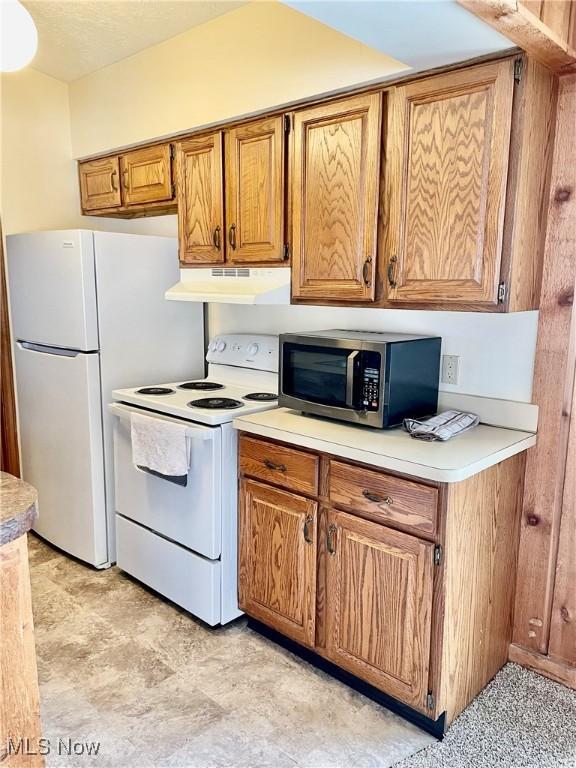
[165,267,291,305]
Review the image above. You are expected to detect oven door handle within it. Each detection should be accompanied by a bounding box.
[345,351,360,408]
[108,403,216,441]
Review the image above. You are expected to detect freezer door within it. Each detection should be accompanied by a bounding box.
[7,230,98,350]
[14,342,108,566]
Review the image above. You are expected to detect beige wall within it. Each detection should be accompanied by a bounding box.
[69,2,406,158]
[0,68,81,235]
[1,2,405,236]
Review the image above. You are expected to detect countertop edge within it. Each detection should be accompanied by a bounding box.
[0,473,38,547]
[233,419,537,483]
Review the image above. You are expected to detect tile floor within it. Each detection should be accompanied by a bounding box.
[29,535,434,768]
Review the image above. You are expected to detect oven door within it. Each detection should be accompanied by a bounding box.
[109,403,222,559]
[280,337,363,415]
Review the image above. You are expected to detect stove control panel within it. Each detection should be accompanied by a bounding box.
[206,334,279,372]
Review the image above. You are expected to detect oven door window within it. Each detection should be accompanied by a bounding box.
[283,344,356,408]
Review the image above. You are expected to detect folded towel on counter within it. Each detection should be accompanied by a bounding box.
[131,412,190,484]
[403,410,479,442]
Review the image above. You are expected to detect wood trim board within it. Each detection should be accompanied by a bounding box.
[512,73,576,656]
[0,222,20,477]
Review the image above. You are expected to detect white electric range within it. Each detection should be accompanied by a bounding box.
[109,334,279,625]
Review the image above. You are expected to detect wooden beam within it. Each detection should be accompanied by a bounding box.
[548,341,576,664]
[457,0,576,71]
[509,643,576,688]
[0,221,20,477]
[512,73,576,654]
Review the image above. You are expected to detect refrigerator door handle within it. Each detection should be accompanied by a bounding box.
[17,341,86,357]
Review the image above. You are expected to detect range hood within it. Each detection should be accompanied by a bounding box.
[165,267,291,305]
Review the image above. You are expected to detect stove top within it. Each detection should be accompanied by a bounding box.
[178,381,223,391]
[113,372,279,426]
[188,397,244,410]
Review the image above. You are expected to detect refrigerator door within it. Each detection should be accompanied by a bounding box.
[14,342,108,566]
[94,231,205,562]
[7,230,98,351]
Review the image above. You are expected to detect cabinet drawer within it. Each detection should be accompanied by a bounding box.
[239,435,318,496]
[329,461,438,535]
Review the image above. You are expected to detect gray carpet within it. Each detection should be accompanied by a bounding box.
[398,663,576,768]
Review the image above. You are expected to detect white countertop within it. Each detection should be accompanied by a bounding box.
[233,408,537,483]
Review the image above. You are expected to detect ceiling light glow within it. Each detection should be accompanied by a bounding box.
[0,0,38,73]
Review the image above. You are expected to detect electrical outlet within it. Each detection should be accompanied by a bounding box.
[441,354,460,385]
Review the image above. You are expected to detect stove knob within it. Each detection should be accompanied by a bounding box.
[208,340,217,352]
[216,340,226,352]
[247,343,259,356]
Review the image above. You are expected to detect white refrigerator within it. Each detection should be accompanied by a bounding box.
[7,230,205,568]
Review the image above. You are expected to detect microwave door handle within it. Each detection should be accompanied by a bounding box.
[345,351,360,408]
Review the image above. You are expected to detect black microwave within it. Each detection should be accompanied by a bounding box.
[279,330,441,429]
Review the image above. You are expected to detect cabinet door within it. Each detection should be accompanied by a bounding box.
[239,479,317,647]
[324,510,434,711]
[79,156,121,211]
[176,133,224,264]
[225,117,285,263]
[120,144,173,206]
[384,60,514,305]
[292,94,382,302]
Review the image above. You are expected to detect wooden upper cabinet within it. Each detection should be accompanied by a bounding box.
[225,117,285,263]
[239,478,317,647]
[384,60,515,306]
[291,94,382,302]
[324,510,434,711]
[120,144,173,206]
[176,133,225,264]
[79,156,121,211]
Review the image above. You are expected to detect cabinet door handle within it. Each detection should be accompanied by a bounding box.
[362,256,373,286]
[228,224,237,250]
[213,225,221,250]
[303,514,314,544]
[263,458,286,473]
[327,524,337,555]
[387,255,398,288]
[110,170,118,192]
[362,489,393,506]
[122,168,129,189]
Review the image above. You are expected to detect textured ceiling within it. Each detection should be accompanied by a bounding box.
[23,0,247,82]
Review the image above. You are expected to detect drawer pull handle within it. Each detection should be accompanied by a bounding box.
[303,514,313,544]
[327,524,337,555]
[362,490,393,506]
[263,459,287,473]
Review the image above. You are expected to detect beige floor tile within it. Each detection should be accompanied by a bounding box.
[30,538,432,768]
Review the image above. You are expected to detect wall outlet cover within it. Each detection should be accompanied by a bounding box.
[441,354,460,385]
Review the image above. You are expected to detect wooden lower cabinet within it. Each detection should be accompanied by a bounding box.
[238,433,526,730]
[324,510,434,711]
[238,479,317,647]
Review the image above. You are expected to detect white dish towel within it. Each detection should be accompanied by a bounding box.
[130,412,191,477]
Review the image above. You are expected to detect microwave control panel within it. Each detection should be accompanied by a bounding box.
[361,352,381,410]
